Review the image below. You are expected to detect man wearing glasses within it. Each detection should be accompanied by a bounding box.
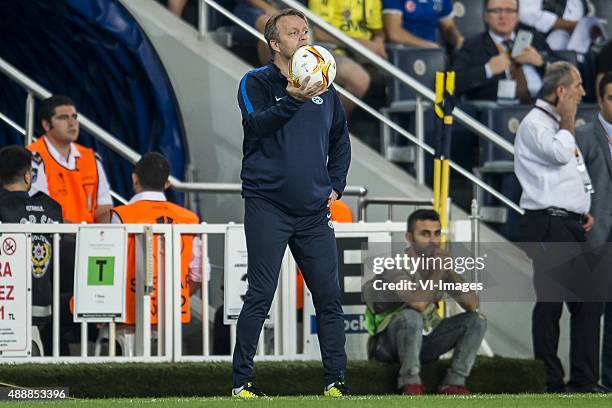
[453,0,558,104]
[27,95,113,223]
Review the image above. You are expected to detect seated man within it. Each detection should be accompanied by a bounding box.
[28,95,113,223]
[363,209,486,395]
[383,0,464,50]
[0,146,63,355]
[453,0,558,103]
[309,0,385,115]
[111,152,202,330]
[234,0,279,64]
[518,0,597,51]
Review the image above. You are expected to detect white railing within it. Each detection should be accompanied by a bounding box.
[0,223,173,363]
[0,221,437,363]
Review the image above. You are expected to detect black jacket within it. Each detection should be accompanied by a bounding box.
[452,28,560,101]
[0,189,63,316]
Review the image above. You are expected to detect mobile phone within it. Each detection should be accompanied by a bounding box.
[512,30,533,58]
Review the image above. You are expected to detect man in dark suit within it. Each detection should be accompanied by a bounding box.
[577,71,612,390]
[453,0,559,103]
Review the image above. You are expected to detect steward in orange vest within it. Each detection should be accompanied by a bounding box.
[111,152,201,325]
[27,95,113,223]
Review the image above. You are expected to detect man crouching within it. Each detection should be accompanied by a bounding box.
[364,209,486,395]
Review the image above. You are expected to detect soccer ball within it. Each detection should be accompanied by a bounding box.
[289,45,336,88]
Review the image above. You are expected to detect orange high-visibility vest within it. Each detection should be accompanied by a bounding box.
[296,200,354,310]
[112,200,200,324]
[330,200,354,223]
[27,137,99,223]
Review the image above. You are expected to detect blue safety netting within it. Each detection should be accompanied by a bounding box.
[0,0,186,202]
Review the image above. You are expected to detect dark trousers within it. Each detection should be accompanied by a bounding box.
[372,309,487,388]
[603,301,612,388]
[520,212,602,390]
[601,233,612,388]
[232,197,347,387]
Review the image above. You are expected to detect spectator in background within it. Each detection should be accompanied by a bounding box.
[234,0,279,64]
[576,72,612,390]
[382,0,464,50]
[309,0,385,115]
[27,95,113,223]
[453,0,558,103]
[0,146,63,355]
[363,210,486,395]
[167,0,188,17]
[518,0,592,51]
[161,0,198,27]
[111,153,203,331]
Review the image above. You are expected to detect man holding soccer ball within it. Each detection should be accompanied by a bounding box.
[233,8,351,399]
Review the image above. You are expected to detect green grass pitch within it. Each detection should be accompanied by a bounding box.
[6,394,612,407]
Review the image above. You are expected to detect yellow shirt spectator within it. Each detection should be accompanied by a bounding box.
[309,0,383,41]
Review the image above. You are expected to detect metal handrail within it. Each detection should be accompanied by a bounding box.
[357,197,434,221]
[174,181,367,196]
[198,0,523,215]
[0,56,368,198]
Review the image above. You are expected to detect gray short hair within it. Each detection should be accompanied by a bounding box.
[540,61,577,98]
[264,9,308,53]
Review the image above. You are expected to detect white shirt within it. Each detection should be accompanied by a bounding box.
[598,113,612,159]
[514,99,591,214]
[111,191,207,284]
[30,137,112,206]
[519,0,585,50]
[484,31,543,98]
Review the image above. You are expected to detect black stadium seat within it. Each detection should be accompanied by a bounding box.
[386,46,447,103]
[453,0,486,40]
[476,103,531,162]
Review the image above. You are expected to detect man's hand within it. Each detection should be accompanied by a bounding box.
[583,213,594,232]
[488,53,511,75]
[553,18,578,33]
[286,76,327,102]
[557,90,579,133]
[455,35,465,50]
[514,46,544,67]
[327,190,338,207]
[433,247,453,269]
[362,38,388,59]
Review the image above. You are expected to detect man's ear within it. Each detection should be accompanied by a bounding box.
[163,180,171,190]
[41,119,51,132]
[405,231,412,242]
[24,169,33,189]
[269,40,280,53]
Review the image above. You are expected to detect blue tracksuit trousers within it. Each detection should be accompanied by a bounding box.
[232,197,347,387]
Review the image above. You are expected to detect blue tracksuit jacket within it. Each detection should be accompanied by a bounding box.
[237,61,351,216]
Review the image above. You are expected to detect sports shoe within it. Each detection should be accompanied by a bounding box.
[232,382,266,398]
[437,384,471,395]
[324,380,349,397]
[402,383,426,395]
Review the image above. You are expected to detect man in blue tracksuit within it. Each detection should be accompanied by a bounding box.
[232,8,351,398]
